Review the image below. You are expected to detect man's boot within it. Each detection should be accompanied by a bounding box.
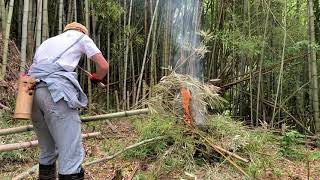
[58,168,84,180]
[39,163,56,180]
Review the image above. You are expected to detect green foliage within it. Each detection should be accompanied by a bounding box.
[206,115,250,151]
[244,130,281,178]
[211,28,263,57]
[308,151,320,161]
[279,130,304,159]
[89,0,123,23]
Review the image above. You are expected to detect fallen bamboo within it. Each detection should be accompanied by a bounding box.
[81,108,150,122]
[0,132,101,152]
[0,125,34,136]
[0,108,150,136]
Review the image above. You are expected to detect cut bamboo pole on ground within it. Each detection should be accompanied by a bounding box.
[0,108,150,136]
[0,132,100,152]
[0,125,33,136]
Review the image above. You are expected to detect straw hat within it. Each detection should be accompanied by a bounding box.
[64,22,88,35]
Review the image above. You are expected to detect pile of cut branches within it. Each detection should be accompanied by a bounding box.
[125,74,253,178]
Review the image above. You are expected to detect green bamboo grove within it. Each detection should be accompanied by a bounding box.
[0,0,320,133]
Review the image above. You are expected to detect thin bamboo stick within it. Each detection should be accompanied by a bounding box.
[84,136,166,166]
[81,108,149,122]
[0,132,100,152]
[0,109,150,136]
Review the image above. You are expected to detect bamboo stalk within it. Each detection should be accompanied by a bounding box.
[35,0,42,49]
[58,0,63,34]
[271,0,287,127]
[0,132,100,152]
[84,136,166,166]
[0,109,150,136]
[0,0,5,36]
[123,0,133,110]
[20,0,29,72]
[135,0,160,105]
[0,0,15,80]
[73,0,77,22]
[42,0,48,41]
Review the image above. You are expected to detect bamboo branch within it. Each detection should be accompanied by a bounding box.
[0,102,10,110]
[0,109,150,136]
[84,136,166,166]
[196,132,249,163]
[12,164,38,180]
[128,163,139,180]
[0,132,101,152]
[197,132,249,177]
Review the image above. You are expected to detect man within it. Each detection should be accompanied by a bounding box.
[28,22,109,179]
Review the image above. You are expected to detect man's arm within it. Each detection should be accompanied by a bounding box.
[91,53,109,80]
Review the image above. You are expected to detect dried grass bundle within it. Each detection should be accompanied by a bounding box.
[146,72,226,125]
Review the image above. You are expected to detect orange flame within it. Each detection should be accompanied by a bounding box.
[181,87,193,127]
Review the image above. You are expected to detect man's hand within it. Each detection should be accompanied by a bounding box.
[90,73,102,83]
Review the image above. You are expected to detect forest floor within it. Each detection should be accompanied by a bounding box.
[0,115,320,180]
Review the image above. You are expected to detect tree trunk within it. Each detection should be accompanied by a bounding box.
[35,0,42,49]
[271,0,287,127]
[27,0,34,63]
[256,0,270,125]
[58,0,63,34]
[73,0,77,22]
[163,0,171,77]
[67,0,72,23]
[20,0,29,73]
[123,0,133,110]
[0,0,15,80]
[107,21,111,110]
[150,9,158,95]
[17,0,23,46]
[42,0,48,41]
[0,0,6,37]
[85,0,92,110]
[308,0,320,132]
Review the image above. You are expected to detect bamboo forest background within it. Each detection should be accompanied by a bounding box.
[1,0,320,133]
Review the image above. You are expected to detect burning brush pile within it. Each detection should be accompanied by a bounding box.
[0,34,21,110]
[126,73,254,178]
[147,72,226,128]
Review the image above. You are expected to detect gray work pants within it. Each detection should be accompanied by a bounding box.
[31,82,84,175]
